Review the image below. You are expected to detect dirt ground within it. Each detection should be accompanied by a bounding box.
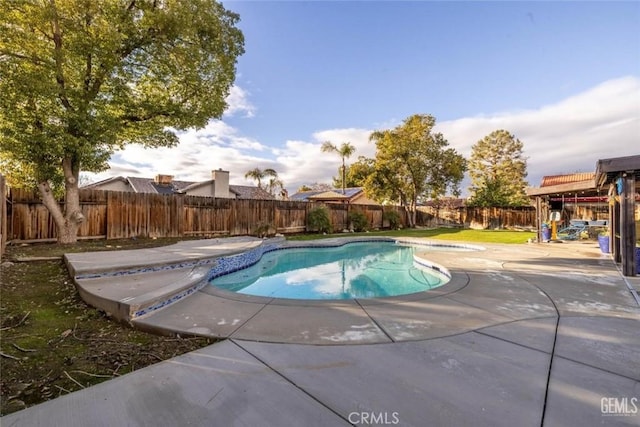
[0,238,215,416]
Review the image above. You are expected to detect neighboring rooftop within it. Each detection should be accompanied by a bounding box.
[84,171,275,200]
[540,172,595,187]
[290,187,375,204]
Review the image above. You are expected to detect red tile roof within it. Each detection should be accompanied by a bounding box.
[540,173,594,187]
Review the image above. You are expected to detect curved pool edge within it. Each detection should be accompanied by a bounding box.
[202,236,478,305]
[69,236,573,345]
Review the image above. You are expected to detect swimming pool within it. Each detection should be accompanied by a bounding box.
[209,241,462,300]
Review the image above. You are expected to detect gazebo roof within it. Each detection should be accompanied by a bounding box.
[595,155,640,186]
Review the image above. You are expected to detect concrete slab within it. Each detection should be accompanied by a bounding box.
[555,316,640,381]
[1,340,349,427]
[476,317,558,354]
[362,296,512,341]
[6,237,639,425]
[237,331,550,427]
[75,265,210,321]
[65,236,264,275]
[445,271,557,320]
[230,302,392,344]
[133,291,267,338]
[544,357,640,427]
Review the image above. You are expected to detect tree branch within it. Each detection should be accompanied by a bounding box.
[49,0,73,111]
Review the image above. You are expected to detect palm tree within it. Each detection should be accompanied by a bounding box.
[320,141,355,195]
[245,168,277,189]
[267,176,285,198]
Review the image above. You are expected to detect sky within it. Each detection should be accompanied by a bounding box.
[91,1,640,196]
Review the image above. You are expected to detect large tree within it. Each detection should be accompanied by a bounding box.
[467,129,529,207]
[368,114,466,227]
[320,141,355,195]
[0,0,244,243]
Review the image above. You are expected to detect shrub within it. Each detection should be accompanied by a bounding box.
[383,210,401,229]
[253,222,273,238]
[348,211,369,232]
[307,207,332,233]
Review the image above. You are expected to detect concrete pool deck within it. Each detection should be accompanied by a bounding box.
[3,237,639,426]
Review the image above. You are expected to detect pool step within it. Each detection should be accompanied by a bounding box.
[74,265,212,322]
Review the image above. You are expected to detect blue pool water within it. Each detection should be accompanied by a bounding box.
[210,241,457,300]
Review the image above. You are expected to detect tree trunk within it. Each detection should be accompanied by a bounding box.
[37,157,85,244]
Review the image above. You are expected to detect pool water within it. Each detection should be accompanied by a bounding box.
[209,242,452,300]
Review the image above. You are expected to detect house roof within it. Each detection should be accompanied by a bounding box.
[178,180,215,192]
[540,173,594,187]
[228,185,274,200]
[308,191,350,200]
[84,176,274,200]
[290,187,363,201]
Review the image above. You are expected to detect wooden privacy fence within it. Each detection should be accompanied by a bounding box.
[417,205,536,229]
[6,188,407,242]
[5,187,538,243]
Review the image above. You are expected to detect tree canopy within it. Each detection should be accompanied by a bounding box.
[0,0,244,243]
[467,129,529,207]
[367,114,466,227]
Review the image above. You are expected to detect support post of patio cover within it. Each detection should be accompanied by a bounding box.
[535,196,542,243]
[620,173,637,276]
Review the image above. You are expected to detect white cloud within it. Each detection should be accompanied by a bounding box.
[223,85,256,118]
[436,76,640,187]
[89,76,639,196]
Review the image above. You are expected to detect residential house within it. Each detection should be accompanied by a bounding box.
[85,169,275,200]
[289,187,379,205]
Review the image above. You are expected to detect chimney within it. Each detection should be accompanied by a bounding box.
[154,174,173,185]
[211,169,229,198]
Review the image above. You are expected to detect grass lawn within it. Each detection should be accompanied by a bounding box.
[287,227,537,244]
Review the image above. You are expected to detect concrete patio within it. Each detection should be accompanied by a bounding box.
[2,237,639,426]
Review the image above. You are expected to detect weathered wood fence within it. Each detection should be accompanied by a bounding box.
[4,187,538,243]
[5,188,407,242]
[417,205,537,229]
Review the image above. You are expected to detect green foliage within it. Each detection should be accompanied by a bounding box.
[383,210,401,229]
[466,177,511,207]
[307,206,332,234]
[367,114,466,227]
[253,222,274,238]
[0,0,244,242]
[332,157,373,189]
[321,141,356,194]
[245,168,277,189]
[467,130,529,207]
[348,211,369,232]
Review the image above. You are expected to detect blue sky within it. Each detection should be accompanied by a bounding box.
[97,1,640,195]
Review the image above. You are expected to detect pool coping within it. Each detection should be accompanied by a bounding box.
[68,236,478,323]
[65,235,640,345]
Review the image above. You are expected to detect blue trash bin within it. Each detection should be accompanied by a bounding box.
[598,235,610,253]
[541,226,551,242]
